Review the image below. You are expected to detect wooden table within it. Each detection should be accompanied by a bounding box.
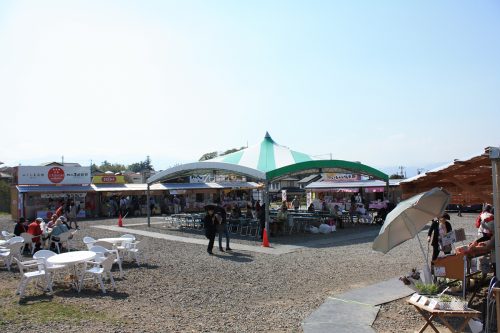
[407,298,480,333]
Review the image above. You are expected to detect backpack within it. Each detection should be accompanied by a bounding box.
[475,214,481,228]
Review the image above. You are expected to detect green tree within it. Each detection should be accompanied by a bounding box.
[198,146,245,161]
[128,156,154,172]
[199,152,218,161]
[0,180,10,213]
[389,174,405,179]
[98,161,127,173]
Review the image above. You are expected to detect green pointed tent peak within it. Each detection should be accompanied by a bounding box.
[264,131,275,144]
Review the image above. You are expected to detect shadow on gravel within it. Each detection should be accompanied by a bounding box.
[214,251,253,263]
[121,263,160,270]
[56,289,130,300]
[18,294,54,305]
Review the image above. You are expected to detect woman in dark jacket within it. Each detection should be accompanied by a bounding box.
[203,206,218,255]
[427,213,452,261]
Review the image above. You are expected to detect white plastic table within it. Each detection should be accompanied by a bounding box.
[47,251,96,290]
[97,237,133,246]
[47,251,96,265]
[0,240,7,246]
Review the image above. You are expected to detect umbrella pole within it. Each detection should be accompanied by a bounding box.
[415,232,433,284]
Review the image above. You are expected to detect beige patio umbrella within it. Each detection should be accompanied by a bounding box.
[372,187,450,282]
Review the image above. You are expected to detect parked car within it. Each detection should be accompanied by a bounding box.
[446,203,483,213]
[461,204,483,213]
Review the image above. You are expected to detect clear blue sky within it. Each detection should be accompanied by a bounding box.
[1,0,499,176]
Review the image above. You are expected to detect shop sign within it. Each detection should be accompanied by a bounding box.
[92,175,125,184]
[324,173,361,182]
[40,193,87,199]
[281,189,287,201]
[18,166,91,185]
[169,190,186,195]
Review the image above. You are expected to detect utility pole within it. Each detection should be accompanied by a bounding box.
[398,166,406,178]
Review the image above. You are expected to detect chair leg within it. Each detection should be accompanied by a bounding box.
[78,272,85,292]
[45,273,53,293]
[19,277,29,298]
[109,273,116,290]
[97,274,106,293]
[117,260,123,278]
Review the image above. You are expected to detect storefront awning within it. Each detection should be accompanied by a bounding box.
[16,185,93,193]
[305,179,399,190]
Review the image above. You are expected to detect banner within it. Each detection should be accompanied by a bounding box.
[92,175,125,184]
[281,189,287,202]
[324,173,361,182]
[18,166,91,185]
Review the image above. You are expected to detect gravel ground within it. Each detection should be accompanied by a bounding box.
[0,213,483,332]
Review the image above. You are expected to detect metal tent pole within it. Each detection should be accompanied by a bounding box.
[489,147,500,277]
[264,181,270,233]
[147,183,151,228]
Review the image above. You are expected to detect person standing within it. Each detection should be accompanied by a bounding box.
[216,204,231,251]
[68,199,80,229]
[203,206,218,255]
[149,196,156,216]
[258,203,266,240]
[476,204,494,242]
[427,214,452,261]
[292,196,300,211]
[14,218,26,236]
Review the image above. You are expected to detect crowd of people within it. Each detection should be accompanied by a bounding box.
[13,200,78,253]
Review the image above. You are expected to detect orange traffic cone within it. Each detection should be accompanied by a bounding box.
[262,228,271,248]
[118,214,123,227]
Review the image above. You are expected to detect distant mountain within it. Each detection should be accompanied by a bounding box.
[377,162,447,178]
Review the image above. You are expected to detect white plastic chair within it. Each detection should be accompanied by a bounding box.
[123,240,143,266]
[33,250,67,280]
[14,258,53,298]
[83,236,96,250]
[120,234,136,241]
[50,231,73,253]
[79,255,116,293]
[0,238,24,271]
[1,230,13,240]
[90,244,123,278]
[20,232,37,255]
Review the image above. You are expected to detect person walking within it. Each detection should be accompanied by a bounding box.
[203,205,218,255]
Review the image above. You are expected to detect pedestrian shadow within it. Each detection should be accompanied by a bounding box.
[213,251,253,263]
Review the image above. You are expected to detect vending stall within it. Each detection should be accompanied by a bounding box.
[12,165,92,220]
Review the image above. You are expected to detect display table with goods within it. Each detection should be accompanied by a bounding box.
[407,294,481,333]
[433,243,491,302]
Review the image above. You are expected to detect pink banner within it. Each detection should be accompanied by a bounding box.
[364,187,385,193]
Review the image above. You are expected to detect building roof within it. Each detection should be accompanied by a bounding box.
[399,147,493,203]
[298,174,321,184]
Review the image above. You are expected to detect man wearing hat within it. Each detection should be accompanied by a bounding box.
[27,218,43,252]
[203,205,218,255]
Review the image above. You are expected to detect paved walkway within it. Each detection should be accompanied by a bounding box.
[302,277,414,332]
[93,223,379,255]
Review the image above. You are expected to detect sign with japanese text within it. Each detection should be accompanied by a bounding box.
[324,173,361,182]
[18,166,91,185]
[92,175,125,184]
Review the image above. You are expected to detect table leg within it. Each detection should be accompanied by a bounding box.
[456,315,476,332]
[414,307,440,333]
[439,316,458,333]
